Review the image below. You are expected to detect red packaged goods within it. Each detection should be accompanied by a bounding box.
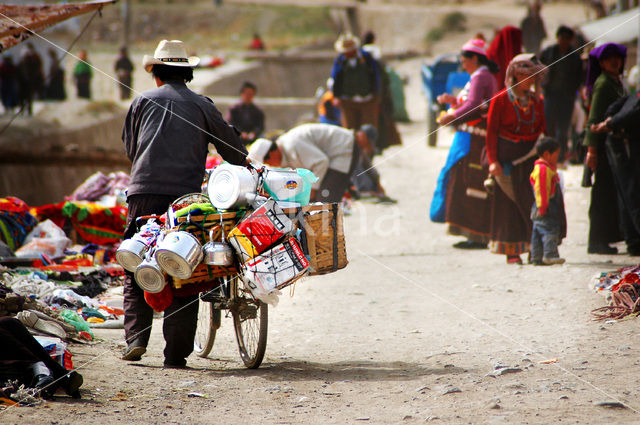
[228,199,294,261]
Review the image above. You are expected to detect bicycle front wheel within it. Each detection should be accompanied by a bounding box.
[230,275,268,369]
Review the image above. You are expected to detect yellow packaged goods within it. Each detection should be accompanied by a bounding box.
[228,199,294,262]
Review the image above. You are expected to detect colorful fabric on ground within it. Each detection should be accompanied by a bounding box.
[0,197,38,250]
[33,201,127,245]
[530,159,558,216]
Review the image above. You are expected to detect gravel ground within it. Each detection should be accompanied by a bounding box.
[1,55,640,425]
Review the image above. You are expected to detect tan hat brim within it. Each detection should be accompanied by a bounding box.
[143,55,200,73]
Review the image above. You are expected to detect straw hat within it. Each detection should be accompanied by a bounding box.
[334,33,360,54]
[142,40,200,73]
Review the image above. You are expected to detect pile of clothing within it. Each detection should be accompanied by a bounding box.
[591,264,640,321]
[67,171,129,206]
[0,197,38,252]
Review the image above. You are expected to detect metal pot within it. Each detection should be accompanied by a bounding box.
[116,238,149,272]
[207,164,258,210]
[203,227,234,266]
[155,231,203,279]
[134,252,166,293]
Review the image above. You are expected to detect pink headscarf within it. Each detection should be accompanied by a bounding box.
[461,39,487,57]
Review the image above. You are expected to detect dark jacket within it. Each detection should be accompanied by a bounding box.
[606,94,640,141]
[330,49,381,98]
[226,101,265,142]
[122,80,247,197]
[540,44,584,97]
[583,73,625,147]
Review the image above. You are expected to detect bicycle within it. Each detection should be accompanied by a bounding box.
[193,272,268,369]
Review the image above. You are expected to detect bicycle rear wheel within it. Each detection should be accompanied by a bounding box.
[193,295,220,358]
[230,275,268,369]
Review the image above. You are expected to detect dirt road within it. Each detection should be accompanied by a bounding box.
[1,55,640,424]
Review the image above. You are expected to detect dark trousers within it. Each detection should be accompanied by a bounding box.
[606,136,640,251]
[588,142,622,247]
[0,317,69,382]
[317,141,365,203]
[340,97,379,130]
[318,169,351,203]
[124,194,199,363]
[118,75,132,100]
[544,93,575,160]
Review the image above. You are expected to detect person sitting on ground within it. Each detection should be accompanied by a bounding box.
[529,137,566,265]
[248,123,387,203]
[0,316,83,399]
[226,81,265,145]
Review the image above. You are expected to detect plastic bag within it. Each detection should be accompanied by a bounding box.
[59,309,94,338]
[293,169,318,206]
[15,219,71,258]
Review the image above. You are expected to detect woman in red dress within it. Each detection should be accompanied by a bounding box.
[485,54,547,264]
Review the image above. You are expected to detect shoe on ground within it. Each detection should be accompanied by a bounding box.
[61,371,83,398]
[122,340,146,361]
[16,310,66,339]
[33,374,55,399]
[530,259,545,266]
[453,240,488,250]
[587,244,618,255]
[542,257,565,265]
[376,195,398,204]
[163,358,187,369]
[506,255,523,265]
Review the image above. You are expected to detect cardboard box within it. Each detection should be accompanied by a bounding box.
[242,237,309,297]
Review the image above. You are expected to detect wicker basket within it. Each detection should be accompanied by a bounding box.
[172,263,238,289]
[174,211,242,244]
[296,203,348,276]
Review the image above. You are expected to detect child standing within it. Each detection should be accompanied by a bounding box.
[530,137,567,265]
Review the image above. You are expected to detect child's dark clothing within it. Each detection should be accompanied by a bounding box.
[530,158,566,262]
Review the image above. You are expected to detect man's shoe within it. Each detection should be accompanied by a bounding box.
[588,244,618,255]
[542,257,565,265]
[122,340,146,361]
[61,371,83,398]
[163,358,187,369]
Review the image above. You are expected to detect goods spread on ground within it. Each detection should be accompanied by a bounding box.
[117,164,348,307]
[591,264,640,321]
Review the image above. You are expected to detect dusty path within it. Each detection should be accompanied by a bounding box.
[2,56,640,424]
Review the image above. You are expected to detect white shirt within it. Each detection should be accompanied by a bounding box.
[276,124,355,189]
